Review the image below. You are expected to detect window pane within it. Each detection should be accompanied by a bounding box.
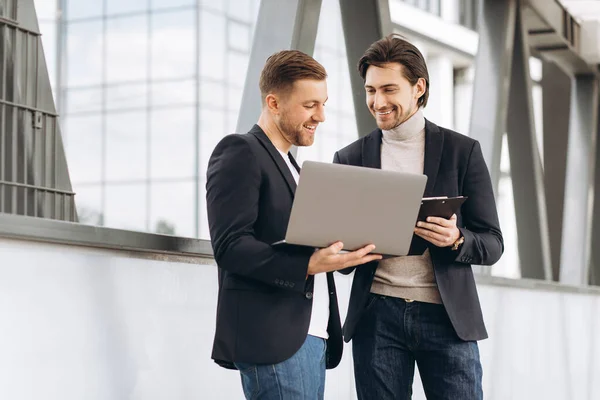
[226,0,253,22]
[150,107,195,179]
[66,21,103,87]
[227,111,238,135]
[65,88,103,115]
[228,21,250,52]
[106,0,147,16]
[199,0,225,12]
[315,0,341,51]
[74,185,103,226]
[63,115,103,184]
[151,79,195,107]
[150,181,195,237]
[151,10,195,80]
[226,52,248,86]
[106,15,148,83]
[200,80,225,109]
[199,107,226,176]
[106,82,147,112]
[65,0,102,20]
[200,11,225,80]
[152,0,195,11]
[105,111,147,181]
[34,0,56,20]
[225,85,242,129]
[104,183,147,231]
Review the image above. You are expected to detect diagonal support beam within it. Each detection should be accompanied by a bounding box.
[469,0,517,193]
[591,95,600,286]
[1,0,76,221]
[506,5,552,280]
[542,61,571,281]
[339,0,392,137]
[236,0,323,134]
[560,74,599,285]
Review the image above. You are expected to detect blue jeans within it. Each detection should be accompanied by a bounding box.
[234,335,326,400]
[352,295,483,400]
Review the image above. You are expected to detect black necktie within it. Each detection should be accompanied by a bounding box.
[288,152,301,173]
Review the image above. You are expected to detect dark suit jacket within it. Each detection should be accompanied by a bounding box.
[333,119,503,342]
[206,124,343,369]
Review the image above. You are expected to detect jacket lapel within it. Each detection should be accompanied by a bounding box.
[250,125,297,196]
[361,129,383,169]
[423,119,444,197]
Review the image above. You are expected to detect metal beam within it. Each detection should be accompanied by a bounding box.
[1,1,76,221]
[506,5,552,280]
[235,0,323,134]
[469,0,517,193]
[560,74,599,285]
[542,60,571,281]
[524,0,595,74]
[589,94,600,286]
[339,0,391,137]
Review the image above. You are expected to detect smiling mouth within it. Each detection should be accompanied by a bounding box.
[303,124,317,132]
[376,109,394,116]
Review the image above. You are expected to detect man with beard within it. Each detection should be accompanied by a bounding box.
[334,35,504,399]
[206,50,382,399]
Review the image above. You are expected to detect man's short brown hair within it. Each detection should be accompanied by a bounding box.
[259,50,327,103]
[358,34,430,108]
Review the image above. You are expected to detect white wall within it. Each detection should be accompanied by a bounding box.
[1,237,599,399]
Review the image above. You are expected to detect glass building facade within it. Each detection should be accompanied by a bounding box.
[33,0,521,277]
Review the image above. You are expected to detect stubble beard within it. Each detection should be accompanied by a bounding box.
[279,114,314,147]
[375,104,415,131]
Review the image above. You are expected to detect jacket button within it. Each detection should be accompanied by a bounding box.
[305,292,313,299]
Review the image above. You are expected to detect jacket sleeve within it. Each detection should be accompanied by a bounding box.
[206,135,310,292]
[450,140,504,266]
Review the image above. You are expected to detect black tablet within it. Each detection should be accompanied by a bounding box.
[417,196,467,222]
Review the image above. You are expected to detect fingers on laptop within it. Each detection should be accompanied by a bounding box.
[340,244,382,268]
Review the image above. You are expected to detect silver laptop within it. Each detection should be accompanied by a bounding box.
[274,161,427,257]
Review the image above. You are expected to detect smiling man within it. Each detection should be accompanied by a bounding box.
[333,35,504,399]
[206,50,381,399]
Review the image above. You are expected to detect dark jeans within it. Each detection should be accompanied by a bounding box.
[352,295,483,400]
[234,335,326,400]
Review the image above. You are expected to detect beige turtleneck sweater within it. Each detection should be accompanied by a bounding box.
[370,108,442,304]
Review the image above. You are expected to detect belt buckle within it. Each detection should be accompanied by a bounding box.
[404,298,414,303]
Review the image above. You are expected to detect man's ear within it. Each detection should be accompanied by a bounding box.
[265,93,279,115]
[415,77,426,99]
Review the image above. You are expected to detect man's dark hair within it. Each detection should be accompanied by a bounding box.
[259,50,327,104]
[358,34,429,107]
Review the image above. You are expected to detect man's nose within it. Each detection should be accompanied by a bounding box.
[373,92,386,110]
[313,106,325,123]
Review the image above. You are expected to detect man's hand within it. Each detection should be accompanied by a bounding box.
[307,242,382,275]
[414,214,461,248]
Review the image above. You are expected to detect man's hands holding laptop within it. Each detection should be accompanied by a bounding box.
[307,242,382,275]
[305,208,461,277]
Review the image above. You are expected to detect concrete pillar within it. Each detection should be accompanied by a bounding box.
[424,55,454,129]
[454,67,474,136]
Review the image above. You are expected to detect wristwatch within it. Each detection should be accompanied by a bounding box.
[451,235,465,251]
